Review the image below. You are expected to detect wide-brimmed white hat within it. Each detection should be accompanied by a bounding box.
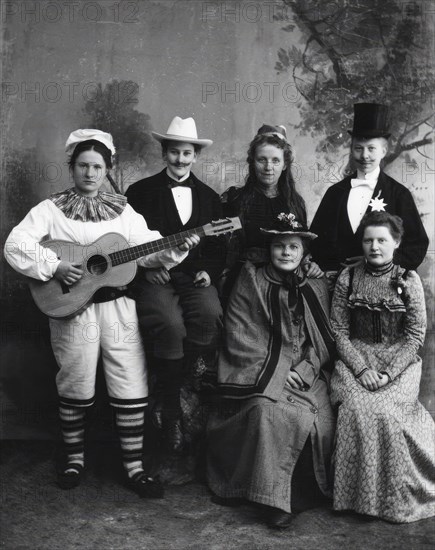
[65,129,116,159]
[151,116,213,148]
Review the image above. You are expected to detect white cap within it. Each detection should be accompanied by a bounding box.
[65,129,116,159]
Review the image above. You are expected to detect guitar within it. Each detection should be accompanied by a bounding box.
[28,217,241,319]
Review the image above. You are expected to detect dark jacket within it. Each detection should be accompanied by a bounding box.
[309,171,429,271]
[126,169,225,282]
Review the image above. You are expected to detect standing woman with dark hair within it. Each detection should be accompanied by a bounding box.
[4,129,198,498]
[221,125,322,294]
[330,210,435,523]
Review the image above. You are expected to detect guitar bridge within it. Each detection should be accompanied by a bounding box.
[60,282,70,294]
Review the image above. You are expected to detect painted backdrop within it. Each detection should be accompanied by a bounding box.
[1,0,433,437]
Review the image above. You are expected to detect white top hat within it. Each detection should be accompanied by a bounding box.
[65,129,116,159]
[151,116,213,148]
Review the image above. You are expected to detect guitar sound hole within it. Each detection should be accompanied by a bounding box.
[87,254,108,275]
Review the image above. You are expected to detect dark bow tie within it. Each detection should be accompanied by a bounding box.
[167,177,194,189]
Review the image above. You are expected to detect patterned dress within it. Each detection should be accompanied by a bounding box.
[330,263,435,523]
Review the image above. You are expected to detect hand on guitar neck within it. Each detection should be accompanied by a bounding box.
[175,233,200,252]
[54,234,200,286]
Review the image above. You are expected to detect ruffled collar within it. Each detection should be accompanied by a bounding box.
[50,187,127,222]
[348,263,407,313]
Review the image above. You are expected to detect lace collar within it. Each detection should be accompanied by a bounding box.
[50,187,127,222]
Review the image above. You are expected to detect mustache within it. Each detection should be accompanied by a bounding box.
[169,162,190,168]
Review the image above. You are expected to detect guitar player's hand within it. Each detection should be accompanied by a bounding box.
[178,234,200,251]
[144,267,171,285]
[54,261,83,285]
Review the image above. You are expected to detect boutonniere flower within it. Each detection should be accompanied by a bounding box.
[369,191,388,212]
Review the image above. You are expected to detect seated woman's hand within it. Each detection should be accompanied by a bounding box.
[54,261,83,285]
[303,260,324,279]
[144,267,171,285]
[358,369,385,391]
[178,234,200,251]
[301,256,324,279]
[286,370,305,390]
[376,373,390,389]
[194,270,211,288]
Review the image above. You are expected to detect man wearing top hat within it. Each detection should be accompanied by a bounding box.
[310,103,429,276]
[126,116,224,453]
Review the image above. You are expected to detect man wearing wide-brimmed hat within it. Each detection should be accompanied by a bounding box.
[126,117,224,453]
[310,103,429,277]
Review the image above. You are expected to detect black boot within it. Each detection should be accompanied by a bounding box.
[153,358,185,454]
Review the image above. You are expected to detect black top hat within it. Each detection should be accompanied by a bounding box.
[348,103,391,138]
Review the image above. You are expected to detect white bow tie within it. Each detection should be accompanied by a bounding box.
[350,178,377,190]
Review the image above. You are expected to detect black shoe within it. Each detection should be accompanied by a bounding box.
[267,508,295,529]
[211,494,244,507]
[162,417,185,454]
[129,472,164,499]
[57,463,84,490]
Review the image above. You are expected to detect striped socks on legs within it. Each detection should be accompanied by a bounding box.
[59,404,86,473]
[113,406,164,498]
[114,407,145,480]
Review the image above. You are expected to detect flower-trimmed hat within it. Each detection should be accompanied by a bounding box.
[65,129,116,160]
[260,213,317,240]
[151,116,213,148]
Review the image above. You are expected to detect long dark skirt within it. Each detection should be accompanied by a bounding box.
[207,379,335,513]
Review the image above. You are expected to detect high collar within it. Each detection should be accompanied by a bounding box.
[356,166,380,180]
[264,263,305,286]
[165,168,191,183]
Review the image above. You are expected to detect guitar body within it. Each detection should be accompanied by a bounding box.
[29,233,137,319]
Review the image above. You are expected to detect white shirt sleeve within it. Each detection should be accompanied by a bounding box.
[4,201,60,281]
[4,201,62,281]
[125,205,188,269]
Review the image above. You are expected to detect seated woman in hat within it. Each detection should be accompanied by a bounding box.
[4,129,199,497]
[207,213,335,529]
[310,103,429,281]
[330,210,435,523]
[220,124,323,298]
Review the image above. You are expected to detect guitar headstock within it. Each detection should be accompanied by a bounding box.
[203,217,242,236]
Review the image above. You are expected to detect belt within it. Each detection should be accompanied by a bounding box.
[93,286,129,304]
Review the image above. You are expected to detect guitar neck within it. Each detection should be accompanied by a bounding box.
[109,226,207,266]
